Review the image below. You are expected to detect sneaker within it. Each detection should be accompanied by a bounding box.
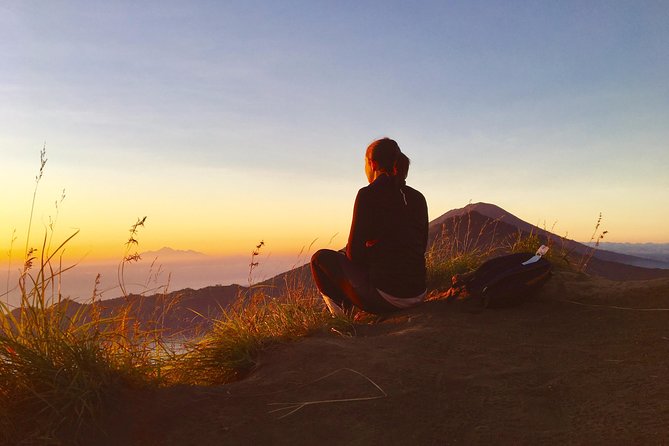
[322,295,346,317]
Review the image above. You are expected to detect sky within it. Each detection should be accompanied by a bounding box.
[2,0,668,273]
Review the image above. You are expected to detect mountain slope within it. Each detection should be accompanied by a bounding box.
[429,202,669,272]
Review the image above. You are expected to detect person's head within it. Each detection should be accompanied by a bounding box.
[365,138,401,183]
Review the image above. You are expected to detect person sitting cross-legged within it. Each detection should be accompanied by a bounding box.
[310,137,428,315]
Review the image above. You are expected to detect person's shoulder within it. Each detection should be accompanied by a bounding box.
[360,175,388,195]
[357,182,373,195]
[355,183,375,203]
[403,184,426,200]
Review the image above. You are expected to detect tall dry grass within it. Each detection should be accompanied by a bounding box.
[0,150,171,444]
[170,241,351,385]
[171,290,350,385]
[578,212,608,272]
[426,211,503,290]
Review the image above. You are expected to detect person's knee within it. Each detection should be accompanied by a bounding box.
[311,248,337,266]
[310,249,323,265]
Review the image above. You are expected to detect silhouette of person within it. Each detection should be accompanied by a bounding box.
[310,138,428,315]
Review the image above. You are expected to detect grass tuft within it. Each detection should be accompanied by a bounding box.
[426,211,501,290]
[0,151,170,444]
[172,264,351,385]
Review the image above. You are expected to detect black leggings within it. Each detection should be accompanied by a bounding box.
[310,249,399,314]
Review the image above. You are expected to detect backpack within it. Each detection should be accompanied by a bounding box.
[446,246,552,309]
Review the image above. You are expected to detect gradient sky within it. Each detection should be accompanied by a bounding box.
[2,0,668,264]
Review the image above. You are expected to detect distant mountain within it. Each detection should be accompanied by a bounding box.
[141,247,208,261]
[429,202,669,278]
[592,242,669,264]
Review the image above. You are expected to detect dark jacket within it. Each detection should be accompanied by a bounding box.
[346,174,428,297]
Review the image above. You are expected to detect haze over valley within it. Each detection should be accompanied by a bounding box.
[3,249,310,307]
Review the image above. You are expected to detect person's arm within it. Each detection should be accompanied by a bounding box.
[346,189,371,264]
[421,195,429,252]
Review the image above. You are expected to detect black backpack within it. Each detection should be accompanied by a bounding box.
[446,249,552,309]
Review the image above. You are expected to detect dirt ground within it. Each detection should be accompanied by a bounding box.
[93,269,669,445]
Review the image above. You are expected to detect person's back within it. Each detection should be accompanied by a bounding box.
[347,174,428,298]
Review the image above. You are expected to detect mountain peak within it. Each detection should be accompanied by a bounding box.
[430,202,516,226]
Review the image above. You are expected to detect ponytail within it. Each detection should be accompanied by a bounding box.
[394,152,410,187]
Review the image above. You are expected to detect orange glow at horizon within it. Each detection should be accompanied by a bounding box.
[2,155,667,269]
